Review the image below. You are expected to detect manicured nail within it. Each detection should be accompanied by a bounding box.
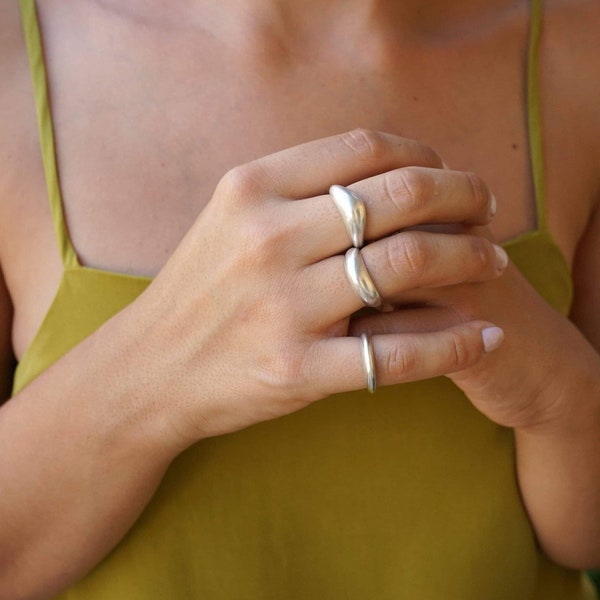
[489,193,497,218]
[494,244,508,270]
[482,326,504,352]
[379,303,395,313]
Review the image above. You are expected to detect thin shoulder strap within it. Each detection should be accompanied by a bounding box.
[19,0,546,251]
[19,0,79,269]
[527,0,547,232]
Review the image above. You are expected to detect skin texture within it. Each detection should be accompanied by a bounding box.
[0,0,599,596]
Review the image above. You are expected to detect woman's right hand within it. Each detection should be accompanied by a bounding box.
[0,130,507,597]
[132,130,506,447]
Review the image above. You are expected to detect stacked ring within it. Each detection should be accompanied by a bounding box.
[329,184,366,248]
[329,185,383,308]
[344,247,382,308]
[329,184,381,394]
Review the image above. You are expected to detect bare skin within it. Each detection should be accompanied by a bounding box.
[0,0,599,597]
[2,0,598,353]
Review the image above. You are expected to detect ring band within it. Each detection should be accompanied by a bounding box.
[344,247,382,308]
[329,184,366,248]
[360,333,376,393]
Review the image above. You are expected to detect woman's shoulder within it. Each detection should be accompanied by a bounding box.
[0,1,53,330]
[545,0,600,89]
[542,0,600,241]
[546,0,600,29]
[0,1,25,398]
[0,1,30,191]
[0,1,45,256]
[0,1,29,140]
[544,0,600,155]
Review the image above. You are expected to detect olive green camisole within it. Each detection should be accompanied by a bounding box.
[15,0,598,598]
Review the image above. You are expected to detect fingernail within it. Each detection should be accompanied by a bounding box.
[494,244,508,270]
[441,160,450,169]
[482,326,504,352]
[378,303,395,313]
[489,193,497,218]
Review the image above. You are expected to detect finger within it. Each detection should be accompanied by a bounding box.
[307,321,504,396]
[358,167,495,241]
[290,167,496,261]
[302,231,508,325]
[218,130,444,200]
[348,306,460,337]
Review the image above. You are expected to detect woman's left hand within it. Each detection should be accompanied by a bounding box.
[350,224,600,431]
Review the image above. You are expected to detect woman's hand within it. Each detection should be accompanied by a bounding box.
[350,218,600,432]
[448,258,600,429]
[348,212,600,568]
[130,130,506,447]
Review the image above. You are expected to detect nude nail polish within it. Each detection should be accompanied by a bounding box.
[482,327,504,352]
[494,245,508,270]
[489,194,497,218]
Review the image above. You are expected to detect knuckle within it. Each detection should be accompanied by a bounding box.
[390,232,428,279]
[393,167,430,213]
[465,171,489,214]
[447,331,472,371]
[468,236,491,269]
[412,141,443,168]
[387,341,418,379]
[340,128,386,161]
[217,163,265,202]
[242,217,289,264]
[268,350,303,389]
[258,345,315,404]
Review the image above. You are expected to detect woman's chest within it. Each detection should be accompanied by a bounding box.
[3,3,594,357]
[37,12,540,273]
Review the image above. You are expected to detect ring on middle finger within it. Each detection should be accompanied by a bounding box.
[329,184,366,248]
[344,247,382,308]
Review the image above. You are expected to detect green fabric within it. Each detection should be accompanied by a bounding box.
[15,0,597,598]
[19,0,78,270]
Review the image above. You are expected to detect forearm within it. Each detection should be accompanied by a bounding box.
[515,373,600,570]
[0,306,181,599]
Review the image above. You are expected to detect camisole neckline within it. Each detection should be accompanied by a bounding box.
[21,0,562,277]
[15,0,573,376]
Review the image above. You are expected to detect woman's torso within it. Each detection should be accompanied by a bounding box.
[1,0,599,598]
[1,0,597,360]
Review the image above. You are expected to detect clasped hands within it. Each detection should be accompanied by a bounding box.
[145,129,587,446]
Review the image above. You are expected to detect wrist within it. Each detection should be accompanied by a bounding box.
[515,365,600,438]
[81,298,191,462]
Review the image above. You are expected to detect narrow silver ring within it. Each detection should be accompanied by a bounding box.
[344,247,382,308]
[329,184,366,248]
[360,333,377,394]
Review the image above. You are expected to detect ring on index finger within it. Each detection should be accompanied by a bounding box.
[329,184,366,248]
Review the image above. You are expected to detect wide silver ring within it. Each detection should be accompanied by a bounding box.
[329,184,366,248]
[360,333,376,394]
[344,247,382,308]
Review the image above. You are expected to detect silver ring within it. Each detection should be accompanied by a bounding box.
[344,247,382,308]
[329,184,366,248]
[360,333,376,393]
